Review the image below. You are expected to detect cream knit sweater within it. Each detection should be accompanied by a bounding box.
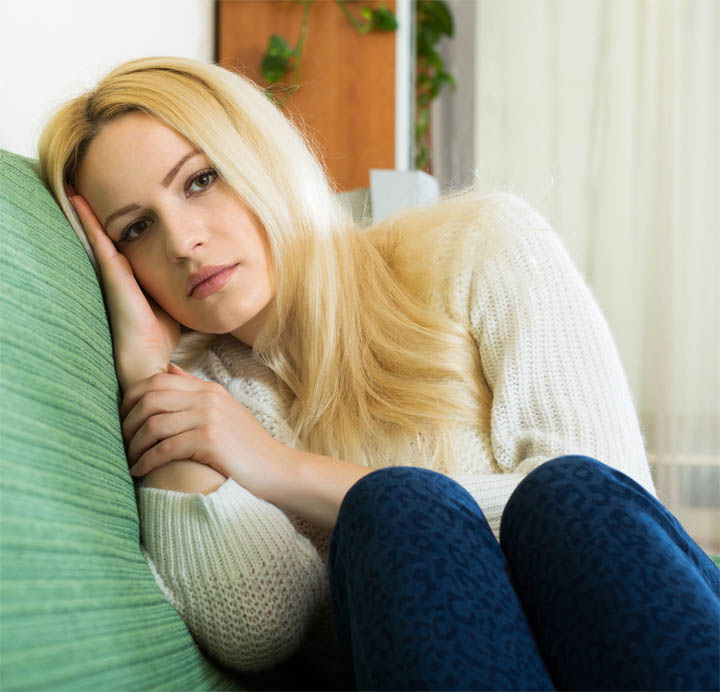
[135,192,657,674]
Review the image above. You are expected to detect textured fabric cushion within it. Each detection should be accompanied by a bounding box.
[0,150,245,691]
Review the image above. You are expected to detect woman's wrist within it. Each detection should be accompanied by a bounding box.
[259,446,374,532]
[142,460,228,495]
[117,361,169,394]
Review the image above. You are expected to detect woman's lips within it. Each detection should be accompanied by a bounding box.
[187,263,235,295]
[190,264,239,300]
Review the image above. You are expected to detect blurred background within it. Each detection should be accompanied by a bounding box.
[1,0,717,554]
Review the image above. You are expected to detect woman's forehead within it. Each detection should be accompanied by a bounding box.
[78,114,199,187]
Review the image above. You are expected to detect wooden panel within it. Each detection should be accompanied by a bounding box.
[217,0,396,191]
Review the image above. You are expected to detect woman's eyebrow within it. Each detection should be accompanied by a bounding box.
[103,150,202,228]
[104,203,140,229]
[162,149,201,188]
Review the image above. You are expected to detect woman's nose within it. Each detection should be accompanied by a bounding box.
[163,212,207,259]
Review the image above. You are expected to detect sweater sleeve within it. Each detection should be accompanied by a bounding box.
[136,477,330,674]
[452,193,657,539]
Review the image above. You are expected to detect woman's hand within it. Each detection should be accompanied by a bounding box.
[124,366,374,531]
[68,192,180,392]
[120,364,288,498]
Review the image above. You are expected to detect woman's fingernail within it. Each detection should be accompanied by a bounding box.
[129,464,140,476]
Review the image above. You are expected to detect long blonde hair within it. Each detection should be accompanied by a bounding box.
[38,56,493,473]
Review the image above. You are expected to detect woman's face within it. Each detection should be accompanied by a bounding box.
[76,112,276,346]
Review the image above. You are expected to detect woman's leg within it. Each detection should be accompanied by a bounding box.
[328,466,556,691]
[500,455,720,691]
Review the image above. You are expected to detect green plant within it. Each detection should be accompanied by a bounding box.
[261,0,398,106]
[259,0,455,172]
[415,0,455,171]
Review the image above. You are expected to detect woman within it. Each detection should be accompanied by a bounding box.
[38,56,719,691]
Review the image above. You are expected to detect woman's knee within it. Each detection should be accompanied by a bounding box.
[337,466,483,530]
[500,455,610,544]
[500,454,660,550]
[331,466,491,565]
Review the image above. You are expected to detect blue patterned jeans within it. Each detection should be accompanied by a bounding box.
[328,456,720,691]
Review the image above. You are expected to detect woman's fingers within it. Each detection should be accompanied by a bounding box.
[68,194,122,270]
[122,389,188,451]
[120,371,213,419]
[68,194,141,302]
[129,429,207,477]
[126,408,198,466]
[120,374,220,440]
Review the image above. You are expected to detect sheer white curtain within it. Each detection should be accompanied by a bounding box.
[434,0,718,552]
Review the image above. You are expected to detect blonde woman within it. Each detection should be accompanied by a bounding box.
[38,56,719,691]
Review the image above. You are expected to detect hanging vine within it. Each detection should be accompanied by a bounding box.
[415,0,455,171]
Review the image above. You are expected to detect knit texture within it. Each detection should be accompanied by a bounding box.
[138,481,329,673]
[136,191,657,674]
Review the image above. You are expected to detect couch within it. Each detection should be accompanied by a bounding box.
[0,149,342,691]
[2,149,719,691]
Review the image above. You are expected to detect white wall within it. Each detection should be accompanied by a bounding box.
[0,0,215,158]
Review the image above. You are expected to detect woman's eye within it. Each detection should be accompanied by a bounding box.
[187,169,217,195]
[121,218,152,243]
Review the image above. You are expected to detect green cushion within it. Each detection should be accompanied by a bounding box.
[0,150,246,691]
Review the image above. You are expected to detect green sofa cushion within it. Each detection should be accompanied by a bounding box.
[0,150,247,691]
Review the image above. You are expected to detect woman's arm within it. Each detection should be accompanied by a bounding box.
[140,452,372,532]
[453,193,657,538]
[142,460,227,495]
[261,450,374,532]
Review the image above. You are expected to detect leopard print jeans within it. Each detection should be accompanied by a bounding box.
[328,456,720,691]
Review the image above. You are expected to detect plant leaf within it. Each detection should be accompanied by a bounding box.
[266,34,295,58]
[424,48,443,71]
[370,7,398,31]
[261,35,295,83]
[418,24,440,55]
[419,0,453,37]
[262,54,292,83]
[438,71,456,91]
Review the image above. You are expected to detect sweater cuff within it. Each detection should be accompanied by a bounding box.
[136,477,322,576]
[134,477,329,673]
